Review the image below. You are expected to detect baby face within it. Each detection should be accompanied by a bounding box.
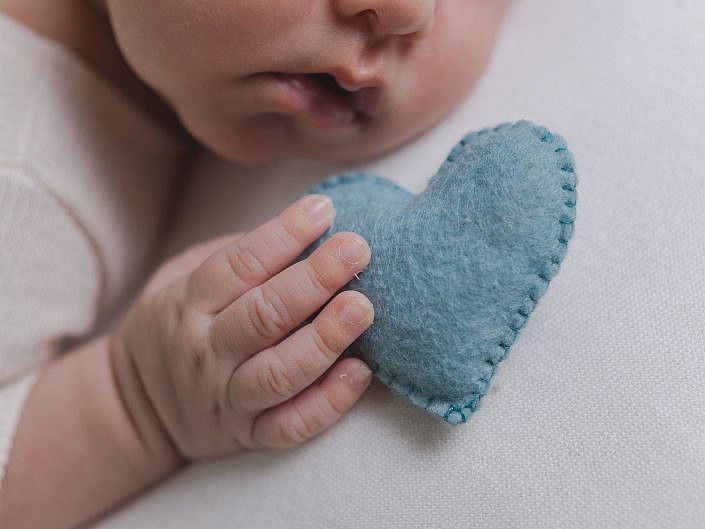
[105,0,509,164]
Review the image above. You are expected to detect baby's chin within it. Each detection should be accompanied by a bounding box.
[207,135,409,166]
[189,112,447,166]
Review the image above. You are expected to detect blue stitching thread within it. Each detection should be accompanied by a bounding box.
[306,121,577,425]
[440,122,578,424]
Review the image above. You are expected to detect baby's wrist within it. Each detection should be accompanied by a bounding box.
[108,334,186,469]
[0,335,183,529]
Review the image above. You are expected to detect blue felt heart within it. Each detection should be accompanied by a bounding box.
[304,121,577,425]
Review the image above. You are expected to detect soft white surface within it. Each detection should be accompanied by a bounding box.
[97,1,705,527]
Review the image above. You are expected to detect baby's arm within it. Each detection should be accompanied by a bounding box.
[0,195,374,529]
[0,335,180,529]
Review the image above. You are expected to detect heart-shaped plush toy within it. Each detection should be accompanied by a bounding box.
[304,121,577,425]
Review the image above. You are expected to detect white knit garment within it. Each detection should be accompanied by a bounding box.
[0,13,185,489]
[96,1,705,528]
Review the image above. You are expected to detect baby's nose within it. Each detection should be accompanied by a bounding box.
[333,0,436,40]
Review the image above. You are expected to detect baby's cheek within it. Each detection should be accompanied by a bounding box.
[390,2,506,136]
[383,52,477,145]
[172,95,287,164]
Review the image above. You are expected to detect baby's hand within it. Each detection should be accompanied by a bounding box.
[112,195,373,460]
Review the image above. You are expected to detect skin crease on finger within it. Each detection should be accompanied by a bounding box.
[102,0,511,164]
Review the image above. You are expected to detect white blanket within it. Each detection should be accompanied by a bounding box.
[97,1,705,527]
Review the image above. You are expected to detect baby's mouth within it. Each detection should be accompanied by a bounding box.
[270,72,378,129]
[306,73,352,100]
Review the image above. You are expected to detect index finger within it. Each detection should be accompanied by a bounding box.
[186,194,335,314]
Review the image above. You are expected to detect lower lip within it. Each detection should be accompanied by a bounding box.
[270,74,371,130]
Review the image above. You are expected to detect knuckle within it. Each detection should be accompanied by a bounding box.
[310,324,341,363]
[144,284,188,338]
[303,263,337,297]
[247,286,292,341]
[279,407,318,446]
[274,218,308,249]
[225,243,269,287]
[278,419,309,446]
[257,356,299,400]
[322,390,348,418]
[299,403,328,435]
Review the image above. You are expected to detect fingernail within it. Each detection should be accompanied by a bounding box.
[338,295,372,325]
[304,195,334,225]
[338,237,369,265]
[341,362,373,390]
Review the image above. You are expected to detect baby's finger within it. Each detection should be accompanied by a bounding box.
[229,291,374,412]
[210,232,370,363]
[251,358,373,448]
[146,233,245,297]
[186,194,335,314]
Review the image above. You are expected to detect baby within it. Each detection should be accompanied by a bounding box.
[0,1,509,528]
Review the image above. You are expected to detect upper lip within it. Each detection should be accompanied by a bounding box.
[325,67,383,92]
[314,69,382,116]
[265,64,384,122]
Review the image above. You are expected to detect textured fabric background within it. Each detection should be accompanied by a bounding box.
[96,1,705,527]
